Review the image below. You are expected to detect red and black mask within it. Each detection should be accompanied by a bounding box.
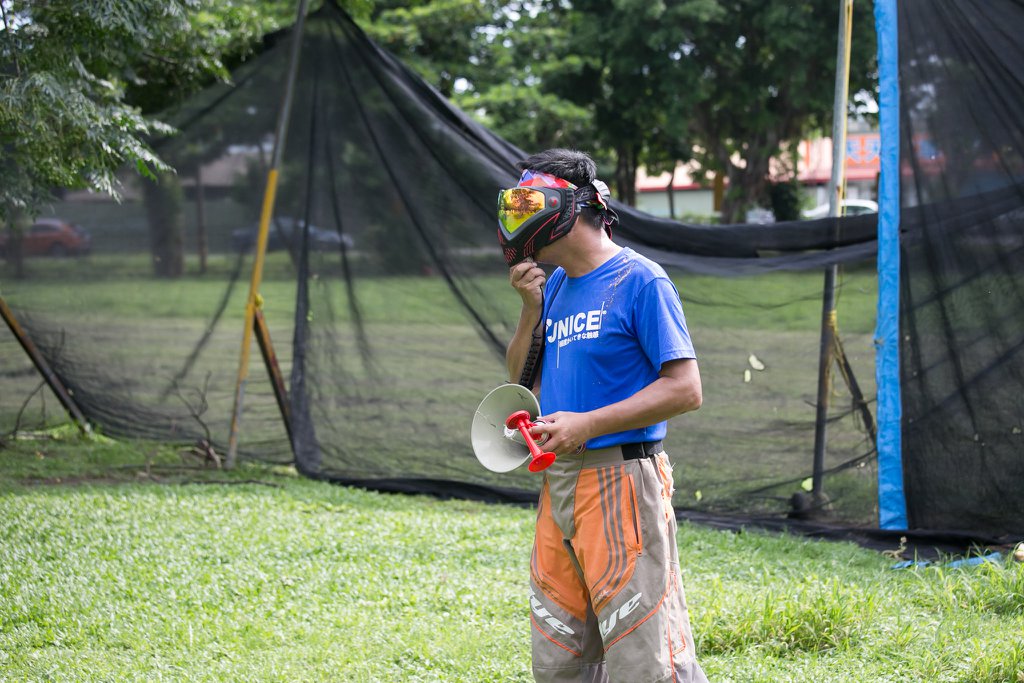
[496,169,618,266]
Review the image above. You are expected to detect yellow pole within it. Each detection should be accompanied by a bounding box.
[226,170,279,466]
[225,0,310,468]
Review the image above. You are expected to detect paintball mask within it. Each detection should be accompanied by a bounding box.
[497,169,619,266]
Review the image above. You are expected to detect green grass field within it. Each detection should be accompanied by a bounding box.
[2,253,883,523]
[0,252,880,332]
[1,432,1022,682]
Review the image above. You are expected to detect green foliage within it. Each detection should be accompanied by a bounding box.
[767,178,804,222]
[0,58,171,217]
[0,1,287,222]
[675,1,877,221]
[371,0,878,218]
[365,0,504,99]
[538,0,720,201]
[363,1,600,157]
[456,84,592,155]
[1,0,880,231]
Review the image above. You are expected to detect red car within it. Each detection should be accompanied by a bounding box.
[0,219,91,257]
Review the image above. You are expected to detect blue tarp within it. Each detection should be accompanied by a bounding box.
[873,0,907,529]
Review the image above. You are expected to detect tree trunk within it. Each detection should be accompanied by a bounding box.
[4,210,28,279]
[143,172,185,278]
[614,145,638,206]
[665,167,676,220]
[721,163,756,224]
[195,166,208,275]
[719,150,774,224]
[713,173,725,215]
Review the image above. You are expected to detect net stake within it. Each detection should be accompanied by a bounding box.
[0,295,90,435]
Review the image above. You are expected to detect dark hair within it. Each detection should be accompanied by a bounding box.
[517,148,596,186]
[517,148,602,229]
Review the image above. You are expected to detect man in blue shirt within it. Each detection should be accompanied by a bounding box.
[501,149,707,683]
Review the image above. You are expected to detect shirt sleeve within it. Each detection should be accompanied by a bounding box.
[633,277,696,369]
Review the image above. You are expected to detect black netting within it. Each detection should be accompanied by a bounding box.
[2,0,1019,537]
[897,0,1024,535]
[0,321,64,433]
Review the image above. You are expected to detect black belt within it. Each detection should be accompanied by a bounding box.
[620,441,663,460]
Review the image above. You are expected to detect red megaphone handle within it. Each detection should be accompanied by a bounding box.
[506,410,556,472]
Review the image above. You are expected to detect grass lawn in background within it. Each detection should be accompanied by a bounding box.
[2,257,884,523]
[1,430,1022,682]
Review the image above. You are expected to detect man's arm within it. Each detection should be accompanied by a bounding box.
[505,260,546,384]
[532,358,702,455]
[506,308,544,387]
[588,358,702,433]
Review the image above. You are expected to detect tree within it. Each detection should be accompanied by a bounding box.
[422,0,874,220]
[361,0,711,200]
[531,0,875,219]
[365,0,595,158]
[0,1,276,213]
[534,0,719,203]
[0,0,298,275]
[668,1,877,222]
[366,0,501,99]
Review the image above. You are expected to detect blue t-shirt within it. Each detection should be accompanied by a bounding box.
[539,248,696,449]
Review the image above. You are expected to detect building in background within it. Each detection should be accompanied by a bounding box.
[635,130,881,221]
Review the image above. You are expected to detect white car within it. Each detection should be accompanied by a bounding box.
[801,199,878,219]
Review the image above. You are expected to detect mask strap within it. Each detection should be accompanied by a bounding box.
[575,180,619,235]
[517,274,566,389]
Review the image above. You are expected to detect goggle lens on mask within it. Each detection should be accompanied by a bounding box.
[497,187,560,238]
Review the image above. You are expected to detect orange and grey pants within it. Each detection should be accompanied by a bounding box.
[529,446,708,683]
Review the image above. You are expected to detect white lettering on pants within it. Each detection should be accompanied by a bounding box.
[529,589,576,636]
[599,592,643,639]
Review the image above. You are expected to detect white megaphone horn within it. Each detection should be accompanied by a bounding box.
[471,384,556,473]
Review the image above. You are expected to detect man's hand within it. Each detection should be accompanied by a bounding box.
[509,259,546,311]
[506,259,547,388]
[531,411,593,456]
